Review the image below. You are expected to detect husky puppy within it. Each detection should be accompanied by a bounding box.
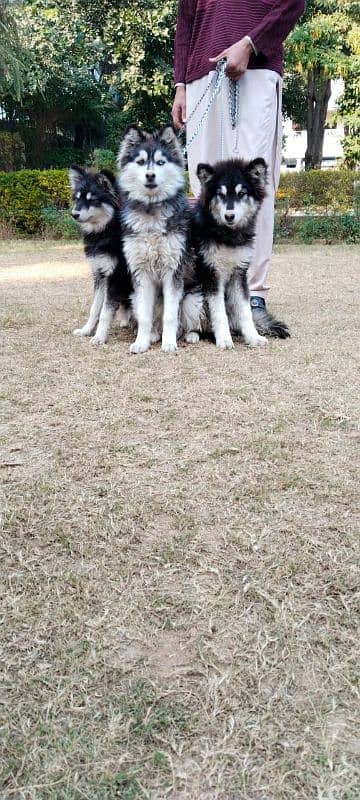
[69,165,133,345]
[117,125,190,354]
[183,158,289,348]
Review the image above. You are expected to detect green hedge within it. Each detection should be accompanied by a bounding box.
[0,166,359,236]
[0,169,70,233]
[278,169,358,211]
[274,212,360,244]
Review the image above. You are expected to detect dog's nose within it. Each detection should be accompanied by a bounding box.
[146,172,156,183]
[71,210,80,219]
[225,211,235,222]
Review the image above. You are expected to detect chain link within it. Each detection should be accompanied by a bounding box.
[183,60,240,156]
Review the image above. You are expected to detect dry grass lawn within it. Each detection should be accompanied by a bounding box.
[0,240,359,800]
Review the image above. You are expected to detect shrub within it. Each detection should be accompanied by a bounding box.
[88,148,116,172]
[278,169,358,211]
[296,213,360,244]
[0,169,70,233]
[0,132,25,172]
[40,206,80,240]
[0,218,16,240]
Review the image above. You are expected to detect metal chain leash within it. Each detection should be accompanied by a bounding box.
[182,59,240,156]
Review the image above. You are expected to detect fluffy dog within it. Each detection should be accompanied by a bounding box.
[117,125,191,354]
[69,165,133,345]
[182,158,289,347]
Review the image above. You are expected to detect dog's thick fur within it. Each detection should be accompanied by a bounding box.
[117,125,191,353]
[181,158,289,347]
[69,165,133,344]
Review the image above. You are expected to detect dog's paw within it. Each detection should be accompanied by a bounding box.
[216,337,235,350]
[246,333,268,347]
[161,341,178,354]
[246,334,268,347]
[73,326,91,337]
[130,340,150,354]
[90,334,107,346]
[185,331,200,344]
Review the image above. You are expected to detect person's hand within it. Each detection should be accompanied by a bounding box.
[172,85,186,129]
[209,37,253,80]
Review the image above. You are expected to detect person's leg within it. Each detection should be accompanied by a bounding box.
[186,69,282,298]
[228,70,282,299]
[186,71,227,197]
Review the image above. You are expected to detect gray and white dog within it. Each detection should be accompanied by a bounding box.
[117,125,191,354]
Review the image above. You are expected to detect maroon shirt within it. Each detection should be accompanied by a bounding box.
[174,0,306,83]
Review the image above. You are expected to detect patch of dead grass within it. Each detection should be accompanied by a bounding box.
[0,242,359,799]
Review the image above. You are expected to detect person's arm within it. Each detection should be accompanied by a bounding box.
[210,0,306,82]
[249,0,306,57]
[173,1,196,129]
[174,0,196,85]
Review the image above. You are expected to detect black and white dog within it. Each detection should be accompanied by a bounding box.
[69,165,133,345]
[117,125,191,354]
[182,158,289,347]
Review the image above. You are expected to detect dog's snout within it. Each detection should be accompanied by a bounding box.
[146,172,156,182]
[225,211,235,222]
[71,210,80,219]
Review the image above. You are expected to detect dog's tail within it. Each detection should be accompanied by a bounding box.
[252,308,290,339]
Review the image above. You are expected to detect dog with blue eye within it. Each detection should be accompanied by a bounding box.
[117,125,192,354]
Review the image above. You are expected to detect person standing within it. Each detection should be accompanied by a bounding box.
[172,0,305,316]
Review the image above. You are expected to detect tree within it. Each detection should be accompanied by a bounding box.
[282,72,307,128]
[337,24,360,168]
[3,0,177,165]
[0,0,24,100]
[286,0,360,169]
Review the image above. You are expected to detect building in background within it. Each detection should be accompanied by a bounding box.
[281,80,344,172]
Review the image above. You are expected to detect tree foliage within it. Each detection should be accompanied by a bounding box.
[1,0,359,169]
[0,0,25,99]
[285,0,360,168]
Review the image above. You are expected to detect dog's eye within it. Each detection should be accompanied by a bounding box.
[216,191,226,200]
[156,159,165,166]
[136,158,146,166]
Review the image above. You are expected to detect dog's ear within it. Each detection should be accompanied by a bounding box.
[158,124,184,165]
[98,169,117,192]
[117,126,144,168]
[69,165,86,192]
[246,158,268,191]
[197,163,215,186]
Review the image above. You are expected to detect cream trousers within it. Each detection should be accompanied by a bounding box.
[186,69,282,298]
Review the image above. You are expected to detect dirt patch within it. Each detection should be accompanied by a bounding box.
[0,241,359,799]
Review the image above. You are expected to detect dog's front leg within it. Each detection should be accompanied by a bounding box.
[161,272,182,353]
[118,305,131,328]
[130,273,155,354]
[91,287,119,345]
[73,275,105,337]
[227,266,267,347]
[208,283,234,350]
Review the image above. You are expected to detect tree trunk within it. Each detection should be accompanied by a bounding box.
[305,66,332,170]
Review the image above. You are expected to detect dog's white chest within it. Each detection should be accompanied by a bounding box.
[203,242,253,280]
[124,229,184,279]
